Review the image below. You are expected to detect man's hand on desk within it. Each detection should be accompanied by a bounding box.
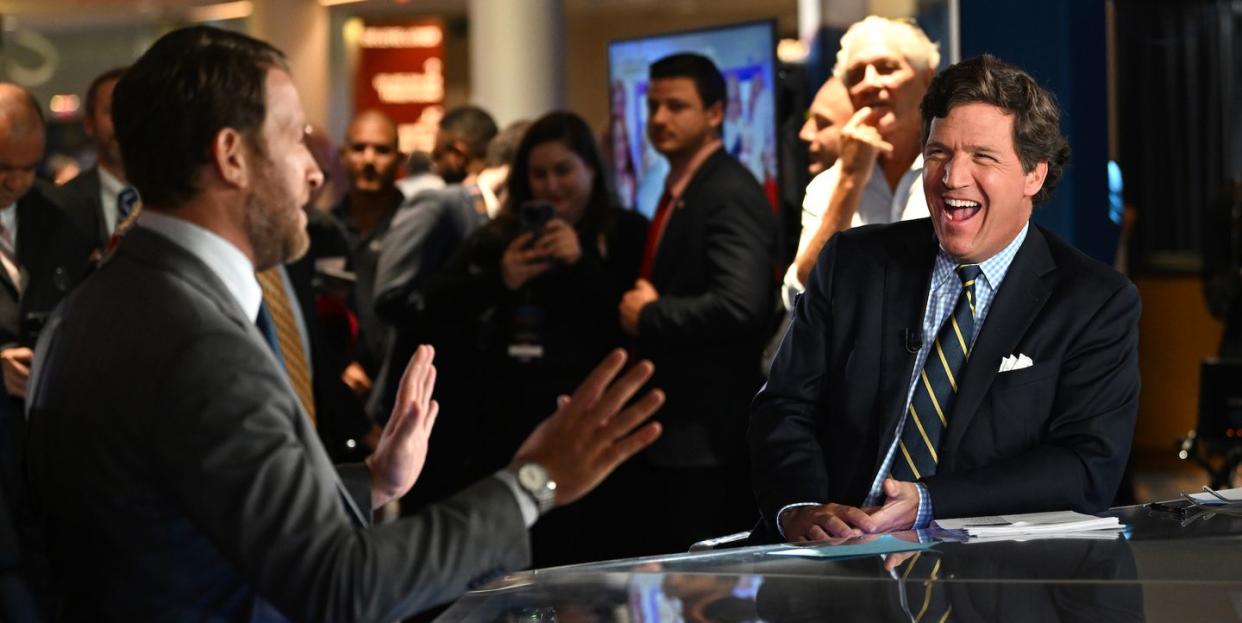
[866,479,920,533]
[781,503,875,541]
[781,479,922,542]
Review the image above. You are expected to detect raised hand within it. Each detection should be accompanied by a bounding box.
[365,344,440,509]
[512,349,664,506]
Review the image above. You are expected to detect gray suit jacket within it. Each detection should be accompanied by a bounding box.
[26,226,529,621]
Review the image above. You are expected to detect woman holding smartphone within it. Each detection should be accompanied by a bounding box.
[423,111,648,566]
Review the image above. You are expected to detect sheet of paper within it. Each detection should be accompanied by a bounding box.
[766,534,934,560]
[936,511,1121,537]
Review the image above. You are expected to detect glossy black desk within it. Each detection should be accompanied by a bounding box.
[440,505,1242,622]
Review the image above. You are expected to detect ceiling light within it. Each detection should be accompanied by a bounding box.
[188,1,254,22]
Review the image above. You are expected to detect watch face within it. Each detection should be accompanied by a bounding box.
[518,463,547,491]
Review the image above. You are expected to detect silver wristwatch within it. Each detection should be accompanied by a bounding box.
[513,461,557,514]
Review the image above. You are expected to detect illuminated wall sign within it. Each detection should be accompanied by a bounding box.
[354,21,445,155]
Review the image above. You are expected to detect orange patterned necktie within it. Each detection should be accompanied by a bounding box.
[256,268,316,424]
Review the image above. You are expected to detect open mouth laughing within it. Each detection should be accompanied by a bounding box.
[943,198,982,222]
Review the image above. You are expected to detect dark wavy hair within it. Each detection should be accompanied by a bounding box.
[113,26,286,209]
[504,111,614,239]
[920,54,1071,205]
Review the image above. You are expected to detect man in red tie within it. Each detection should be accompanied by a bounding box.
[614,53,777,557]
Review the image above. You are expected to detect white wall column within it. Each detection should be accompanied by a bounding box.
[798,0,869,38]
[467,0,564,126]
[250,0,331,129]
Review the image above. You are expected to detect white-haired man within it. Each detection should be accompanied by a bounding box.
[784,16,940,300]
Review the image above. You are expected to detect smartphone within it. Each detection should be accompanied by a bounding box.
[519,200,556,240]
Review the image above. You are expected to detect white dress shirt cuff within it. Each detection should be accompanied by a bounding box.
[493,470,539,527]
[780,263,804,312]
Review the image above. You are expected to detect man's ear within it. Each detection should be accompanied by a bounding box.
[1023,160,1049,199]
[83,114,98,139]
[211,127,248,189]
[705,100,725,134]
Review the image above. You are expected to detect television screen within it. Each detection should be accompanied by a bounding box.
[607,20,778,218]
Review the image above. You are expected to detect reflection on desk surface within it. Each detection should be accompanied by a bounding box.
[439,505,1242,622]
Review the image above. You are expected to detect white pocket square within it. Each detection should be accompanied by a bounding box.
[998,353,1034,373]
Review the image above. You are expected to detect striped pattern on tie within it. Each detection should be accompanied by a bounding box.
[891,264,982,481]
[257,269,316,425]
[901,552,952,623]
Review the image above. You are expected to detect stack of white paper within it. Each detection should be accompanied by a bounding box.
[935,511,1123,537]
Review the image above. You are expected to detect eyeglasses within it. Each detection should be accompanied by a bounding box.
[1146,486,1242,525]
[1178,485,1242,518]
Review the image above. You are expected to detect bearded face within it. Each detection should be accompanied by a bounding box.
[244,146,309,271]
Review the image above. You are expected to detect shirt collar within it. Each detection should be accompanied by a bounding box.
[135,209,262,322]
[0,203,16,241]
[664,139,722,202]
[97,166,125,198]
[933,221,1030,292]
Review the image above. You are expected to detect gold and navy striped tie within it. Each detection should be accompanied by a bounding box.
[257,268,317,425]
[892,264,982,481]
[900,552,952,623]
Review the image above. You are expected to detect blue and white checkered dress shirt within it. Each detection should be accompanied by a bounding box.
[864,222,1030,527]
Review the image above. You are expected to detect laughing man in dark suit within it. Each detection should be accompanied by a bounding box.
[750,55,1139,543]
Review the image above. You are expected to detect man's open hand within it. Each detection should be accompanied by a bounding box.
[365,344,439,509]
[513,349,664,506]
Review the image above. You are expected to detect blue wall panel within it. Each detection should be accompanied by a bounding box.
[959,0,1119,264]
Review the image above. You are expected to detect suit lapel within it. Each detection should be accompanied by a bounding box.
[119,227,370,526]
[873,223,939,471]
[941,225,1055,464]
[649,148,727,283]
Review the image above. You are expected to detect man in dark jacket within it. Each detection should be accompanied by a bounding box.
[615,53,777,556]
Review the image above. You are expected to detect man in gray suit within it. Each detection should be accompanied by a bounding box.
[25,26,663,621]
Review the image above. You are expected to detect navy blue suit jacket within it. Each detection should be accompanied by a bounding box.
[749,219,1140,541]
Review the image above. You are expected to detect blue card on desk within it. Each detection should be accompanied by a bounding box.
[766,534,935,560]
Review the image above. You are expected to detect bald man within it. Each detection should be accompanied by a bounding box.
[0,84,94,399]
[332,110,407,401]
[799,77,853,175]
[0,81,94,613]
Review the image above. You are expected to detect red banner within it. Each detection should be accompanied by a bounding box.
[353,20,445,154]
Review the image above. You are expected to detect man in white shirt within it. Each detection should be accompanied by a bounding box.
[783,16,940,306]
